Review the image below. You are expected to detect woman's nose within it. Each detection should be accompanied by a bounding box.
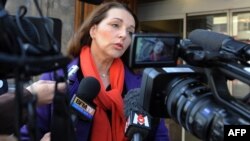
[118,28,127,39]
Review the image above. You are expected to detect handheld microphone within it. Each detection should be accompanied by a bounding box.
[188,29,250,61]
[70,76,100,121]
[124,88,151,141]
[67,65,79,85]
[68,65,79,79]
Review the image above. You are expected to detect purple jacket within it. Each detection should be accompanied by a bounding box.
[20,58,170,141]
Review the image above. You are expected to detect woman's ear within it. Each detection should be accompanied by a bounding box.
[90,25,97,39]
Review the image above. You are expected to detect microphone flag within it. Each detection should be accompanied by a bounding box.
[125,111,151,138]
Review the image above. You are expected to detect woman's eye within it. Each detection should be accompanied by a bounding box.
[111,24,119,28]
[128,31,133,37]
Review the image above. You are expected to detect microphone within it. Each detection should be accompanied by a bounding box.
[188,29,250,61]
[67,65,79,79]
[51,77,100,141]
[67,65,79,85]
[124,88,151,141]
[70,76,100,121]
[70,77,100,141]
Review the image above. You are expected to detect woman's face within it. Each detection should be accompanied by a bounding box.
[153,41,164,54]
[90,8,135,59]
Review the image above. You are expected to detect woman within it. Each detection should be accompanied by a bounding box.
[149,40,167,61]
[21,2,169,141]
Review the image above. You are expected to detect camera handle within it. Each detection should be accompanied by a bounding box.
[13,70,37,141]
[204,68,250,120]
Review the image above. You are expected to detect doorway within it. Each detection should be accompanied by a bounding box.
[140,19,183,38]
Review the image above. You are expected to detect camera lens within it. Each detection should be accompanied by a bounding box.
[165,76,219,139]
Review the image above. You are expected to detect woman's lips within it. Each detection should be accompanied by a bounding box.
[114,43,124,50]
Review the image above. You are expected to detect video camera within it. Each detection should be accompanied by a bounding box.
[0,1,69,78]
[0,1,71,140]
[129,29,250,141]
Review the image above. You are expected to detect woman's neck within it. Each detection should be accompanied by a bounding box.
[96,59,113,89]
[91,46,113,72]
[96,59,113,77]
[91,47,113,88]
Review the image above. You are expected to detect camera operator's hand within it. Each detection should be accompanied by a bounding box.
[0,80,66,134]
[26,80,66,106]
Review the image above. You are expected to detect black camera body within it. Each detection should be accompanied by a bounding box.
[0,4,69,78]
[139,65,204,118]
[0,2,72,140]
[129,30,250,141]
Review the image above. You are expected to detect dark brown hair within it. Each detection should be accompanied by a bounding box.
[67,1,139,58]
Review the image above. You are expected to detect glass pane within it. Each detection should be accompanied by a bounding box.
[187,13,227,35]
[232,11,250,98]
[232,11,250,43]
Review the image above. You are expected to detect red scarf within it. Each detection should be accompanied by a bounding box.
[80,46,127,141]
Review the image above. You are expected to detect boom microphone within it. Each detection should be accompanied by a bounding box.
[188,29,250,61]
[71,76,100,121]
[124,88,151,141]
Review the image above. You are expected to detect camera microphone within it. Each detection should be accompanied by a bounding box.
[188,29,250,61]
[124,88,151,141]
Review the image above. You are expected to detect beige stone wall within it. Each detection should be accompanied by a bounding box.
[4,0,75,54]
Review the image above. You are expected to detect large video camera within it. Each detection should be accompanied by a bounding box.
[0,1,69,78]
[0,1,71,140]
[128,29,250,141]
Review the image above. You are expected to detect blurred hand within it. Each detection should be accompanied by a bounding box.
[40,132,50,141]
[0,135,17,141]
[26,80,66,106]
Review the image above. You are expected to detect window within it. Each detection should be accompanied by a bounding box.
[187,13,228,35]
[186,10,250,101]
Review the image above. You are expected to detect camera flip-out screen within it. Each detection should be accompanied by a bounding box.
[129,33,180,68]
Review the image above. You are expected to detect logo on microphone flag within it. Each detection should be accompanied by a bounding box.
[124,111,151,138]
[71,95,95,120]
[133,113,149,127]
